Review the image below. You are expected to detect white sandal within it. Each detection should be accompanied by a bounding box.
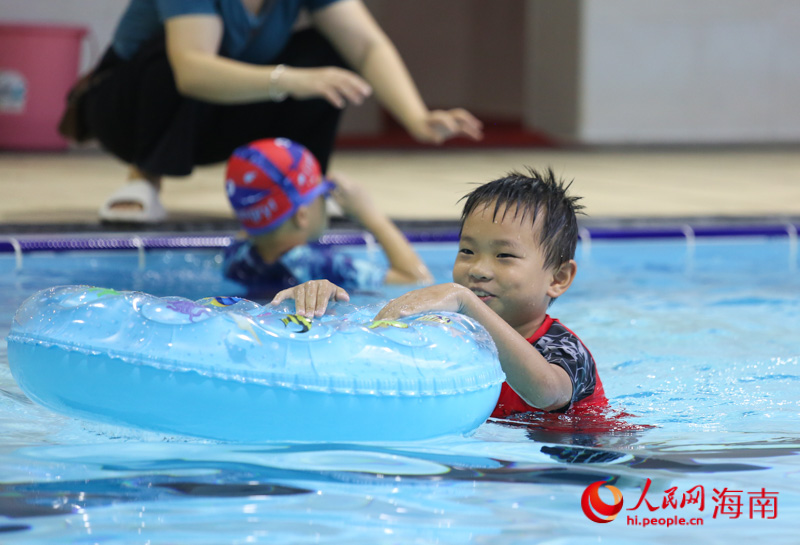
[99,179,167,223]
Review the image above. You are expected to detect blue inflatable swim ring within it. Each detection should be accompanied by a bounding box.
[7,286,505,441]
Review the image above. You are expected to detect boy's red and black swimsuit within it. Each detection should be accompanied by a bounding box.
[491,315,606,418]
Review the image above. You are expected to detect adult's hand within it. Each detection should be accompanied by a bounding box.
[407,109,484,145]
[280,66,372,108]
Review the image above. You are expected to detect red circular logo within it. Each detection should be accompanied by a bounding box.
[581,481,624,523]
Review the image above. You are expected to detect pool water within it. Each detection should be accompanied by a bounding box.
[1,237,799,543]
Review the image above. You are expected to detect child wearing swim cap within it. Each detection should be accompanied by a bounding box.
[223,138,431,298]
[274,168,606,416]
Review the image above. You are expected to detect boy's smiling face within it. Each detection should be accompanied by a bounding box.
[453,201,571,338]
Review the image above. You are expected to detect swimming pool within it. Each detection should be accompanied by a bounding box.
[1,228,799,543]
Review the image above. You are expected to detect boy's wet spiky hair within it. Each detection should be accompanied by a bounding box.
[459,167,585,270]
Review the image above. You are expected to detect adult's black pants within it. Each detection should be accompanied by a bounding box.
[83,28,345,177]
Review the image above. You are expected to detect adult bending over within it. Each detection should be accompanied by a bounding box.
[72,0,483,223]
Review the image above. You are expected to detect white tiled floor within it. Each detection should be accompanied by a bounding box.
[2,146,800,226]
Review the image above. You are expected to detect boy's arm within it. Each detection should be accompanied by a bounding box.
[374,284,573,411]
[329,173,432,285]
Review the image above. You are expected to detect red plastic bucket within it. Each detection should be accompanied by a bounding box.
[0,23,87,151]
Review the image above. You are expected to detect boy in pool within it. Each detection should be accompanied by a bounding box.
[273,169,606,416]
[223,138,432,297]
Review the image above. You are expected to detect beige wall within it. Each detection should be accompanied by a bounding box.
[526,0,800,144]
[522,0,581,140]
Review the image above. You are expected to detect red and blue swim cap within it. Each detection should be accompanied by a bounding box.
[225,138,333,235]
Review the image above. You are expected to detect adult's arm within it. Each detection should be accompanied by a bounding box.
[311,0,483,144]
[163,14,371,105]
